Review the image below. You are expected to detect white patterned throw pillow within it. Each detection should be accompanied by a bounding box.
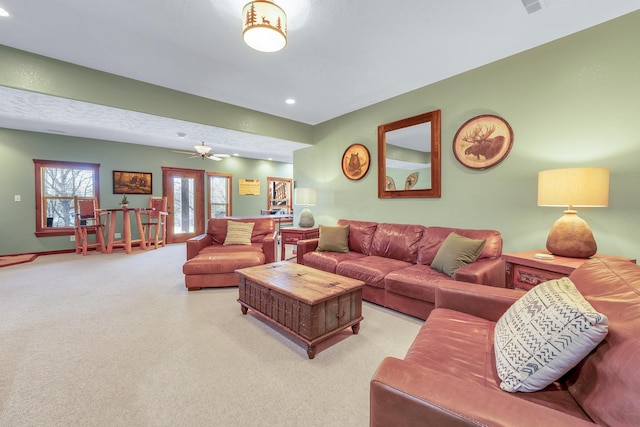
[494,277,608,392]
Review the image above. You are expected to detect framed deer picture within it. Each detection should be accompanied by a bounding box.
[453,114,514,170]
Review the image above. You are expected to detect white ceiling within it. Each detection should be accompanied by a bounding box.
[0,0,638,163]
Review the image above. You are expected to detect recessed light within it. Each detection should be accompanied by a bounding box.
[177,132,186,138]
[285,98,295,105]
[0,7,10,17]
[268,158,273,161]
[233,153,240,157]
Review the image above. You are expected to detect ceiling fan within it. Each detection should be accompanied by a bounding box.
[173,141,231,161]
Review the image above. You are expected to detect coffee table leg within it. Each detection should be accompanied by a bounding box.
[241,305,248,315]
[307,345,317,359]
[352,322,360,335]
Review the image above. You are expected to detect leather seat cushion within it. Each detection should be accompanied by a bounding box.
[336,256,411,288]
[183,252,265,275]
[385,264,451,303]
[303,251,366,273]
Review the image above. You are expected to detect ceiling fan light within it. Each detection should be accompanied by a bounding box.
[194,144,212,155]
[242,0,287,53]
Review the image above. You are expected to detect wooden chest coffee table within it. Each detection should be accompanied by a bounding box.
[236,261,364,359]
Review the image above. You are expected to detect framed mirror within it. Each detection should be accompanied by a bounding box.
[266,177,292,214]
[378,109,441,198]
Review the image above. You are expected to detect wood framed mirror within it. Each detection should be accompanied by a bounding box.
[377,110,441,199]
[266,177,292,213]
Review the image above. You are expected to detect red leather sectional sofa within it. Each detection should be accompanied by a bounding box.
[296,219,504,320]
[370,257,640,426]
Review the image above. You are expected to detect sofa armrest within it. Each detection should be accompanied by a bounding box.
[435,281,525,322]
[186,233,212,260]
[262,231,277,264]
[296,238,319,265]
[371,357,594,427]
[453,258,506,287]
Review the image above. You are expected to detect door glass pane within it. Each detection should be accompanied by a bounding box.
[173,177,195,233]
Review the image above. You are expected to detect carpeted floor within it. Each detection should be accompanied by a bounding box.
[0,243,423,426]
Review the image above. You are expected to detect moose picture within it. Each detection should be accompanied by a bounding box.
[453,115,514,170]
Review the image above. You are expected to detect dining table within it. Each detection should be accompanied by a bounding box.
[98,207,152,254]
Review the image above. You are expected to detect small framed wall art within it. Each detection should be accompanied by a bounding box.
[113,170,152,194]
[342,143,370,180]
[453,114,514,170]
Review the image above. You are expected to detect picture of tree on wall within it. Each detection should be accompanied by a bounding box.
[453,114,514,170]
[113,171,152,194]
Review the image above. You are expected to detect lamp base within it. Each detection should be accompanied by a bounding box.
[545,210,597,258]
[298,207,315,228]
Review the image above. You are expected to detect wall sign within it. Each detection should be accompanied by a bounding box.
[239,179,260,195]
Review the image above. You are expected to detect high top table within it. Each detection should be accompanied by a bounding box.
[98,207,151,254]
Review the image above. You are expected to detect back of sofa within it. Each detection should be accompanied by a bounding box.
[369,223,425,263]
[207,218,275,245]
[337,219,378,255]
[567,257,640,427]
[417,226,502,265]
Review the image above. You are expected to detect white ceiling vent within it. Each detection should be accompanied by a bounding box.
[522,0,544,14]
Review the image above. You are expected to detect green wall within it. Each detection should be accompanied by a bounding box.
[295,11,640,260]
[0,128,292,255]
[2,11,639,259]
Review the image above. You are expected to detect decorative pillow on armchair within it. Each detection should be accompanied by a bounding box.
[430,232,486,277]
[223,221,255,245]
[494,277,608,392]
[317,225,350,253]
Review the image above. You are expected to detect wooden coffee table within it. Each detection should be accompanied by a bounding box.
[236,261,364,359]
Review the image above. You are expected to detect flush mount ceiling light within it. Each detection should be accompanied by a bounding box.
[242,0,287,53]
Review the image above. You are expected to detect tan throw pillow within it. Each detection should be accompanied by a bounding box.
[317,225,349,253]
[494,277,608,392]
[223,221,254,246]
[430,232,486,277]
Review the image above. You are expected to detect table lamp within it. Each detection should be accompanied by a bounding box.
[295,188,317,228]
[537,167,609,258]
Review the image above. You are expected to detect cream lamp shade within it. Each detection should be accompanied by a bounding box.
[295,188,317,228]
[538,167,609,258]
[242,0,287,53]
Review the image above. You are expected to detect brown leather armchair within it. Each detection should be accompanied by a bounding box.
[183,218,276,290]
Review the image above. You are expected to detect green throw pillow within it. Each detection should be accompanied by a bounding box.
[317,225,350,253]
[431,232,486,277]
[223,220,254,245]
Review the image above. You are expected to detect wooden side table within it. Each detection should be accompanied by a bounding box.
[503,250,636,290]
[280,226,319,261]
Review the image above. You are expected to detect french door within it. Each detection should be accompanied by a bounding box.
[162,167,205,243]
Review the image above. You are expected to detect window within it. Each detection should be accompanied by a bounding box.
[208,172,232,218]
[34,159,100,237]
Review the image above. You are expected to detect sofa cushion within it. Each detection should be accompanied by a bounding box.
[566,258,640,426]
[338,219,378,255]
[183,251,266,275]
[303,251,366,273]
[336,256,412,288]
[430,232,486,277]
[224,220,255,245]
[494,277,608,393]
[385,264,451,303]
[207,218,274,244]
[417,226,502,265]
[370,223,424,263]
[317,224,349,253]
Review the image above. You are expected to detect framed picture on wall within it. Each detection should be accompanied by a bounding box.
[113,170,152,194]
[342,143,370,180]
[453,114,514,170]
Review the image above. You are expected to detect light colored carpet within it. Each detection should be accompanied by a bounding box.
[0,244,423,426]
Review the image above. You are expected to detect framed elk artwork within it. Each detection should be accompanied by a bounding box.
[453,114,514,170]
[113,170,152,194]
